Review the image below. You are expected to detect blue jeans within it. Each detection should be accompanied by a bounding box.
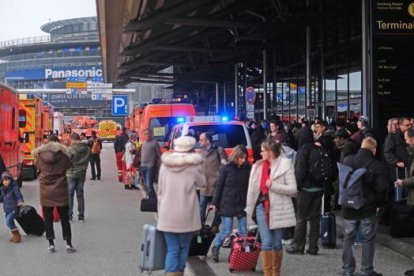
[256,204,283,251]
[5,211,17,230]
[214,216,247,248]
[141,166,155,194]
[163,232,194,272]
[342,215,378,275]
[199,195,213,224]
[68,176,85,220]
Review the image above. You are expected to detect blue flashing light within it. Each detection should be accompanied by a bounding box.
[176,117,186,123]
[221,115,229,122]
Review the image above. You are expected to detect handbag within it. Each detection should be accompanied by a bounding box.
[140,195,158,212]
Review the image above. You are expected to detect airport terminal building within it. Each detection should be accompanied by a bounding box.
[0,17,111,116]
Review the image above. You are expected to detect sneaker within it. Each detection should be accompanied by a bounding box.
[97,177,101,180]
[48,245,55,253]
[282,238,293,245]
[66,245,77,253]
[353,242,363,247]
[405,269,414,276]
[131,185,139,190]
[90,177,96,181]
[285,244,304,255]
[306,249,318,256]
[79,217,85,223]
[124,185,132,190]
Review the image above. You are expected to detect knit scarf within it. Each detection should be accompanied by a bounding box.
[260,160,271,226]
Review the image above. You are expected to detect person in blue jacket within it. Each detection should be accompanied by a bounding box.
[0,171,24,243]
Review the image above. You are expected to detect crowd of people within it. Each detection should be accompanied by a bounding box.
[150,115,414,276]
[2,115,414,275]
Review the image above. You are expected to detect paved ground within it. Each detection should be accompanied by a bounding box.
[1,142,414,276]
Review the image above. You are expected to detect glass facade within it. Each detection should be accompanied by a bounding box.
[233,0,363,123]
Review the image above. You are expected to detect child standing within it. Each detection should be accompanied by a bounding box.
[0,171,24,243]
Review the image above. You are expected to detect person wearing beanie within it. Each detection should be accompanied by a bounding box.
[0,171,24,243]
[157,136,206,275]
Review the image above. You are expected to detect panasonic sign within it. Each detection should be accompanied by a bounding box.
[45,67,103,79]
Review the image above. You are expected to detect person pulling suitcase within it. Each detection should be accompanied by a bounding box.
[0,171,24,243]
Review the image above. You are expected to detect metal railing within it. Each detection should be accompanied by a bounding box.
[0,36,50,49]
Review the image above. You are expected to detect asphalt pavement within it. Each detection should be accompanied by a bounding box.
[1,142,414,276]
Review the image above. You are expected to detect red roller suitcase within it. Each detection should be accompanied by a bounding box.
[228,234,261,273]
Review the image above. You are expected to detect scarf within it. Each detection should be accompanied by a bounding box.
[260,160,271,226]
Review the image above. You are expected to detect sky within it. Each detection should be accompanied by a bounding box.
[0,0,97,42]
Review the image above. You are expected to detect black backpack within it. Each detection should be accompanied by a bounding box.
[308,147,334,186]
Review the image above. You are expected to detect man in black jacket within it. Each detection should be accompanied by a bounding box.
[114,127,129,182]
[285,126,322,255]
[341,137,388,276]
[384,117,411,182]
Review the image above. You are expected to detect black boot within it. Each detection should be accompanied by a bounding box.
[211,246,219,262]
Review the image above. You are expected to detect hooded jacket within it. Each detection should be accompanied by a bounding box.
[67,141,91,178]
[33,142,72,207]
[294,126,316,190]
[0,180,24,213]
[157,151,206,233]
[246,158,297,229]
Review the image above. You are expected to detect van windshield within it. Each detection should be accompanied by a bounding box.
[188,124,247,148]
[149,117,183,142]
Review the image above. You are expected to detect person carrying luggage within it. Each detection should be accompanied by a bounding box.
[157,136,206,276]
[246,140,297,276]
[33,134,75,253]
[209,145,251,263]
[0,171,24,243]
[341,137,388,276]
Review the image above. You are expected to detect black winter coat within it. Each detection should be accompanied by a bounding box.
[341,148,388,220]
[114,133,129,153]
[295,126,317,190]
[383,130,410,167]
[212,162,251,217]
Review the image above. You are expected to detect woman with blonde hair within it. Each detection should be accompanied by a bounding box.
[209,145,251,262]
[246,140,297,276]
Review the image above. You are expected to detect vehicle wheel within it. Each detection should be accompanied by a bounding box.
[31,166,38,179]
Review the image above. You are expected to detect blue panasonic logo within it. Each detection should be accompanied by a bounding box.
[45,67,103,79]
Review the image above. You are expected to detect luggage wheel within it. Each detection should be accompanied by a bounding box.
[229,268,234,273]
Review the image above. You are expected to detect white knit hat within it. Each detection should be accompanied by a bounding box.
[174,136,196,152]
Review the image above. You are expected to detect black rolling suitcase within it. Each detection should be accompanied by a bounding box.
[16,205,45,236]
[390,167,414,237]
[188,210,217,257]
[320,195,336,249]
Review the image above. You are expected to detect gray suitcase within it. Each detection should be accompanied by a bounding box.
[139,224,167,273]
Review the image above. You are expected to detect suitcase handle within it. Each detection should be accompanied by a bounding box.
[145,238,151,257]
[242,228,259,250]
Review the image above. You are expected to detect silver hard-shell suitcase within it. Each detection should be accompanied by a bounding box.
[139,224,167,273]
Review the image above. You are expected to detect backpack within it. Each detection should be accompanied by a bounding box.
[308,147,333,186]
[91,139,101,154]
[337,162,367,209]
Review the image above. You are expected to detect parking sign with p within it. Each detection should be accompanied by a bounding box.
[111,95,128,116]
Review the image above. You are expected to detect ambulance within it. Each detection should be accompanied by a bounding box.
[41,102,54,143]
[18,94,43,179]
[0,83,24,186]
[53,112,66,136]
[135,102,196,144]
[72,115,99,138]
[98,120,117,141]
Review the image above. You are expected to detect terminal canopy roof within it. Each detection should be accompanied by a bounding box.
[97,0,361,87]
